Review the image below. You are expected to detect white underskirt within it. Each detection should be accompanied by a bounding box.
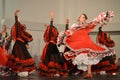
[72,53,103,71]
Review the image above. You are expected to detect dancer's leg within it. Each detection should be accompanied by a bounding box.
[84,64,92,78]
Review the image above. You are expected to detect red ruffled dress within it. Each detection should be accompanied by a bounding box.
[0,30,13,76]
[0,45,8,66]
[7,16,36,73]
[38,21,68,77]
[0,28,8,66]
[92,27,117,74]
[57,11,115,71]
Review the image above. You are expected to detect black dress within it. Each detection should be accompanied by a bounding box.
[92,27,117,74]
[38,21,68,77]
[7,16,36,73]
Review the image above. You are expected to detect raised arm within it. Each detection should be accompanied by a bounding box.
[49,11,54,38]
[83,11,114,32]
[92,11,114,26]
[65,19,69,31]
[14,10,20,38]
[14,10,20,23]
[50,11,54,26]
[57,19,69,46]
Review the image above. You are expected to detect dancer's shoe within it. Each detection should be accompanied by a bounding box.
[83,73,92,79]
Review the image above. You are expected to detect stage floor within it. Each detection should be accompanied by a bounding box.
[0,71,120,80]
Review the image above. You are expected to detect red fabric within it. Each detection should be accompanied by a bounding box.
[41,25,59,61]
[11,21,25,40]
[65,28,105,51]
[11,25,16,41]
[44,26,58,42]
[39,25,68,76]
[11,23,33,42]
[40,43,49,61]
[92,28,117,73]
[44,27,49,42]
[21,30,33,42]
[7,55,35,72]
[97,31,115,47]
[0,46,8,66]
[39,61,68,77]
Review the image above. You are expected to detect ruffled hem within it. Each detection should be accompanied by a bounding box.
[7,55,36,73]
[64,46,114,61]
[0,65,12,76]
[92,64,118,73]
[64,47,115,71]
[92,54,117,73]
[72,54,102,71]
[38,61,68,77]
[0,49,8,66]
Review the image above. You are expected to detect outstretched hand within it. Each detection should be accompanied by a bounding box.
[104,11,114,22]
[101,22,106,27]
[15,10,20,16]
[66,19,69,24]
[50,11,54,21]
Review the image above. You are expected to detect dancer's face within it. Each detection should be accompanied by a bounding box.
[78,14,87,24]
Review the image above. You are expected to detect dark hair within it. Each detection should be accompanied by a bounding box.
[80,13,88,20]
